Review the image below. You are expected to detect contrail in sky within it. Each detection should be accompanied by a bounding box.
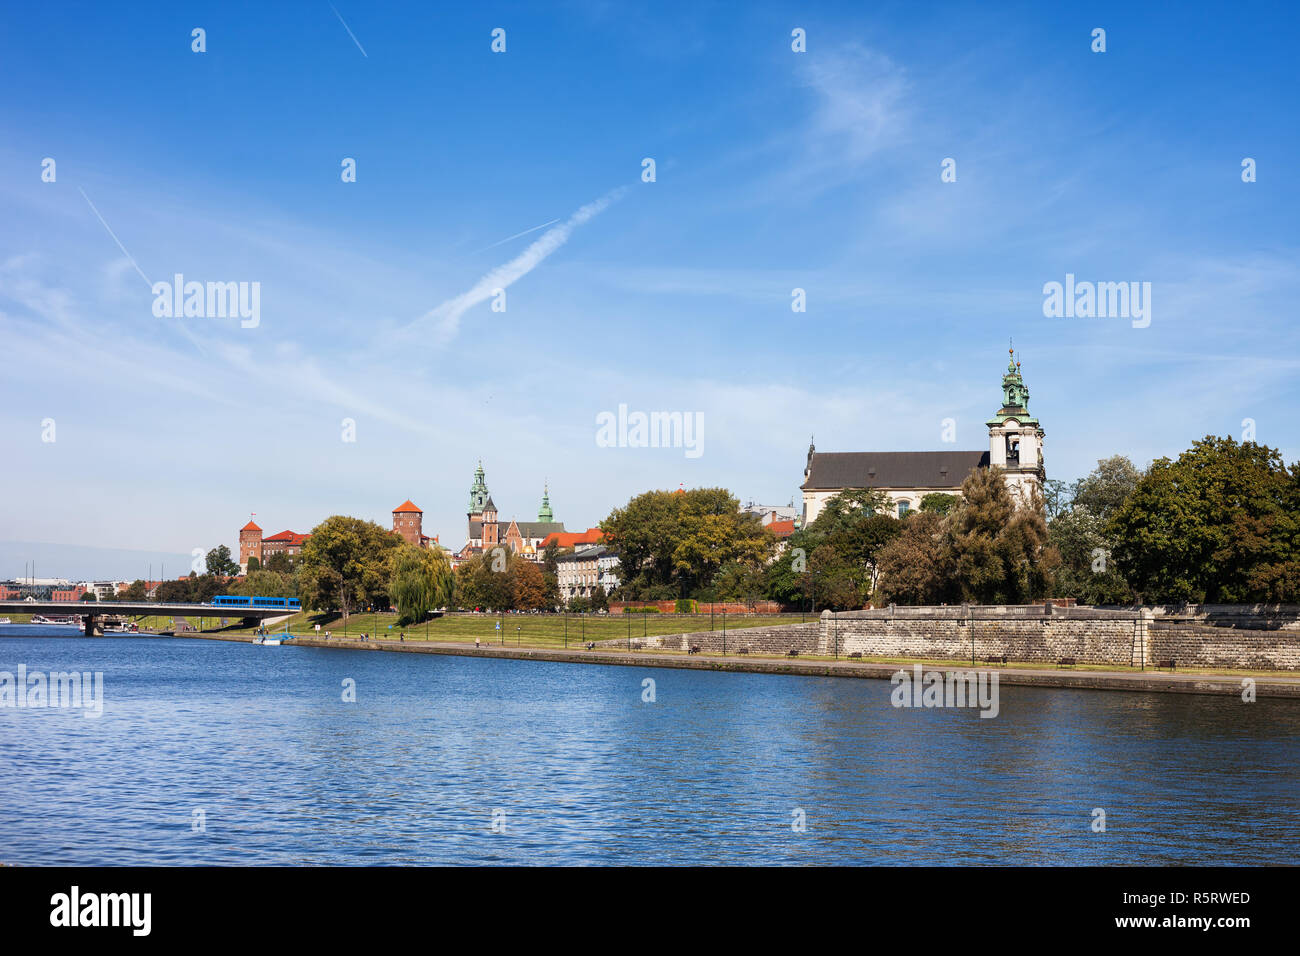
[472,218,562,254]
[410,187,627,346]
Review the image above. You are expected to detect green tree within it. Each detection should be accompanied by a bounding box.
[764,529,816,606]
[231,569,294,599]
[190,573,227,604]
[947,467,1054,604]
[389,544,454,624]
[155,579,191,603]
[1042,479,1073,521]
[601,487,773,598]
[920,493,959,516]
[206,545,240,576]
[452,547,514,611]
[1071,455,1142,522]
[806,489,901,599]
[541,540,561,608]
[510,558,548,611]
[1048,506,1132,604]
[875,511,953,605]
[265,552,293,574]
[1109,437,1300,603]
[297,515,401,618]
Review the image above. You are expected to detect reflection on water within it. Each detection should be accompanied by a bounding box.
[1,634,1298,865]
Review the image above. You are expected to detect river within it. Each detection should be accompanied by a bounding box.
[1,630,1298,865]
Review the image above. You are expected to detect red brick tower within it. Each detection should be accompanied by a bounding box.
[239,520,263,571]
[392,500,423,546]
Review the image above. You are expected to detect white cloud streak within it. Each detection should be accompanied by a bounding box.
[404,187,627,346]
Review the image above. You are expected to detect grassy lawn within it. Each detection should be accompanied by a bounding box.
[2,608,810,644]
[206,610,804,648]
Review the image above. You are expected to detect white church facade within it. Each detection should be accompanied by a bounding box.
[800,351,1046,524]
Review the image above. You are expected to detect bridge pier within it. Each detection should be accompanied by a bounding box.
[83,614,103,637]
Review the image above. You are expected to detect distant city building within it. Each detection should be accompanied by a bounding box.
[0,579,69,600]
[800,351,1046,524]
[766,519,797,540]
[740,501,800,540]
[741,501,799,525]
[262,530,311,562]
[557,545,619,601]
[597,550,621,593]
[238,520,311,572]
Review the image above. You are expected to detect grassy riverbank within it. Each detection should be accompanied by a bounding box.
[49,609,803,646]
[220,610,801,647]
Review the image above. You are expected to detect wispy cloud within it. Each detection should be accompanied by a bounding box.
[799,45,909,169]
[401,187,627,346]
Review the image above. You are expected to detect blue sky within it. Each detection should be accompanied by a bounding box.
[2,1,1298,580]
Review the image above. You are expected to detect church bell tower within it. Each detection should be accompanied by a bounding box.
[986,349,1045,505]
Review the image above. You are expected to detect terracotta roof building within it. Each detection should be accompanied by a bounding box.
[238,519,310,572]
[540,528,604,550]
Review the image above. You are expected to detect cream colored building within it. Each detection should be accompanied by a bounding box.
[800,352,1045,524]
[557,545,617,601]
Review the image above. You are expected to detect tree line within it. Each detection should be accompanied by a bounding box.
[96,434,1300,616]
[602,435,1300,609]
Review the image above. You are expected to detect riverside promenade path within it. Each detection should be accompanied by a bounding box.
[186,631,1300,699]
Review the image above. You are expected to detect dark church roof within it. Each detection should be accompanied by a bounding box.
[469,520,566,539]
[802,451,989,490]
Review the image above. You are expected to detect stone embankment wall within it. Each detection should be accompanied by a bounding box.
[1144,605,1300,670]
[596,622,821,654]
[825,604,1300,670]
[821,605,1146,666]
[593,605,1300,669]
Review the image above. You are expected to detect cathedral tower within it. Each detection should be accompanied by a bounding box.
[467,460,490,519]
[986,349,1046,505]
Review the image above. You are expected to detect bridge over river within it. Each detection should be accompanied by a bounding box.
[0,600,294,635]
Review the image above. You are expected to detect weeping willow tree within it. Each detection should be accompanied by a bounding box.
[389,544,454,624]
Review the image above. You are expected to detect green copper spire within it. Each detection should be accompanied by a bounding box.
[467,460,490,514]
[986,348,1040,427]
[538,483,554,523]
